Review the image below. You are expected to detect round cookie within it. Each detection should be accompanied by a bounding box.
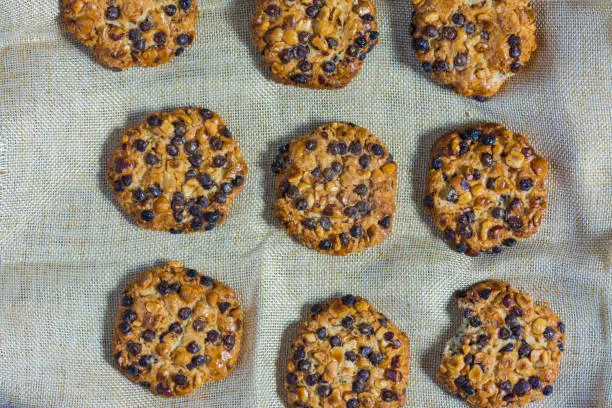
[424,123,548,256]
[438,281,565,408]
[285,295,410,408]
[62,0,198,70]
[107,107,247,233]
[251,0,379,89]
[272,122,397,255]
[410,0,536,99]
[112,261,242,397]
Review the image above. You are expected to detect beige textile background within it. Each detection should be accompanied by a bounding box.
[0,0,611,407]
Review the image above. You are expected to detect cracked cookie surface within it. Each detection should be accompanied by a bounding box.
[286,295,410,408]
[62,0,198,70]
[112,261,242,397]
[251,0,379,88]
[272,122,396,255]
[438,281,565,408]
[107,107,247,233]
[410,0,536,99]
[424,123,548,256]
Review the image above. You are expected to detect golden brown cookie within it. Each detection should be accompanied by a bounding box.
[410,0,536,100]
[251,0,379,89]
[424,123,548,256]
[112,261,242,397]
[438,281,565,407]
[285,295,410,408]
[272,122,396,255]
[107,107,247,233]
[62,0,198,70]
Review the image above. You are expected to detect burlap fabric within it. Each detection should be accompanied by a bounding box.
[0,0,610,407]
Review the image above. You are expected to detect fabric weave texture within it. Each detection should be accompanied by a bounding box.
[0,0,610,407]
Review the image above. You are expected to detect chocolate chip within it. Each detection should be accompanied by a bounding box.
[480,134,496,146]
[446,188,458,203]
[413,37,429,52]
[442,26,457,40]
[146,153,159,166]
[319,216,332,230]
[179,0,191,10]
[106,6,120,20]
[358,323,373,335]
[464,22,476,35]
[518,178,533,191]
[165,4,177,16]
[424,24,438,37]
[514,379,531,396]
[500,343,514,353]
[203,210,221,224]
[510,62,522,73]
[297,359,311,371]
[317,384,331,397]
[381,389,397,402]
[127,341,141,356]
[454,53,468,67]
[286,372,297,386]
[347,45,359,57]
[191,355,207,366]
[186,341,199,354]
[126,365,139,377]
[178,307,191,320]
[294,198,308,211]
[123,310,137,324]
[356,368,370,382]
[543,385,553,396]
[507,216,523,231]
[543,327,556,340]
[360,346,372,358]
[118,322,131,334]
[341,316,354,328]
[344,206,358,218]
[218,302,231,314]
[193,319,206,331]
[140,210,154,222]
[356,36,367,48]
[138,354,153,367]
[452,13,466,25]
[339,233,350,246]
[265,4,281,17]
[206,330,220,343]
[139,20,152,32]
[352,379,365,393]
[176,34,192,46]
[557,322,565,333]
[350,225,363,238]
[319,239,332,250]
[508,35,521,47]
[469,316,481,327]
[518,341,532,358]
[464,353,474,366]
[369,353,384,365]
[322,61,336,73]
[369,31,379,41]
[148,183,162,197]
[346,399,360,408]
[358,154,370,168]
[212,155,227,167]
[345,351,357,362]
[223,334,236,350]
[169,322,183,334]
[370,144,384,156]
[422,62,433,72]
[305,5,319,18]
[479,289,491,299]
[433,60,449,72]
[499,327,511,340]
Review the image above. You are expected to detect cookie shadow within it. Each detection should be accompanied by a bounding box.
[420,290,463,390]
[260,120,331,229]
[102,262,168,370]
[228,0,269,82]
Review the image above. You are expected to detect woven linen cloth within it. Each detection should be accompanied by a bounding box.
[0,0,610,407]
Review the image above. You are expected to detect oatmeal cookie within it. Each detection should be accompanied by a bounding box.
[438,281,565,407]
[410,0,536,99]
[112,261,242,397]
[107,108,247,233]
[272,122,396,255]
[424,123,548,256]
[62,0,198,70]
[285,295,410,408]
[251,0,379,88]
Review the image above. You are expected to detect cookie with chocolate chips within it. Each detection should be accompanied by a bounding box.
[410,0,536,99]
[424,123,548,256]
[112,261,242,397]
[62,0,198,70]
[251,0,379,88]
[285,295,410,408]
[438,281,565,408]
[107,107,247,233]
[272,122,396,255]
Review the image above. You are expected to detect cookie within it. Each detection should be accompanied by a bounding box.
[272,122,396,255]
[438,281,565,407]
[285,295,410,408]
[410,0,536,99]
[62,0,198,70]
[107,107,247,233]
[251,0,379,89]
[112,261,242,397]
[424,123,548,256]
